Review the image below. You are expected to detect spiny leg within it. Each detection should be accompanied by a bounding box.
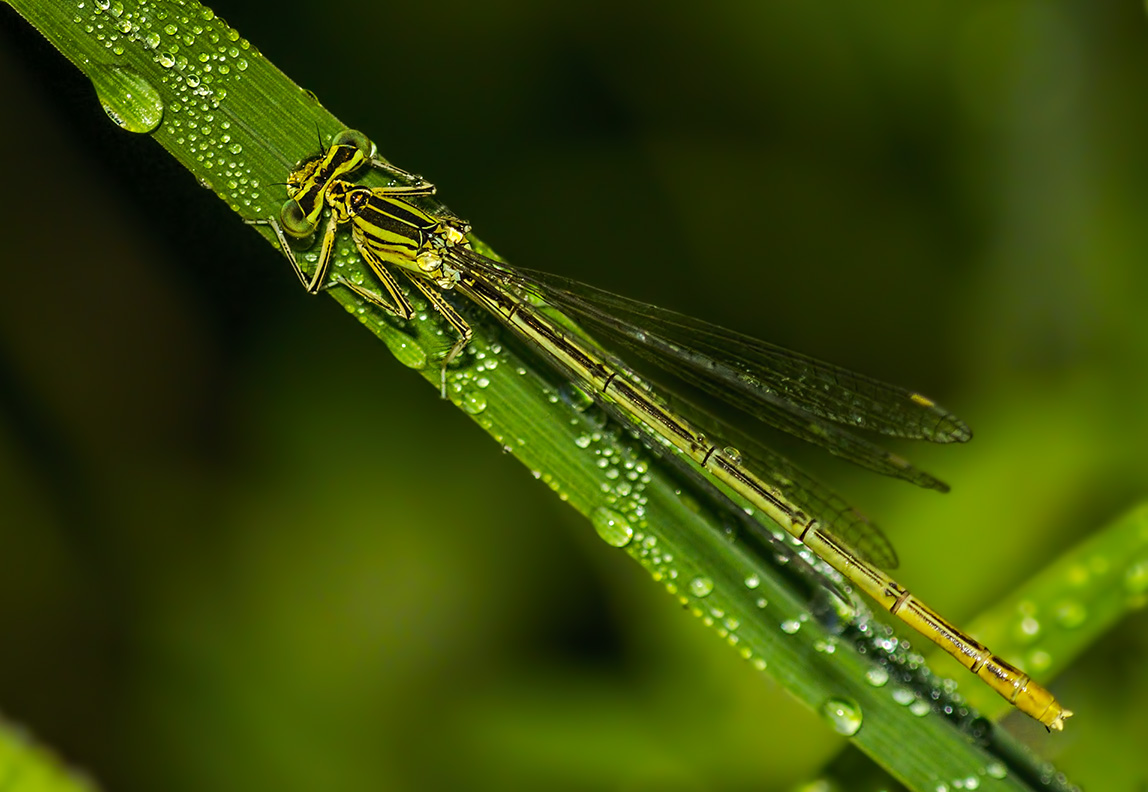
[326,276,414,318]
[354,244,418,319]
[404,275,473,398]
[348,243,475,398]
[245,212,338,294]
[248,213,420,328]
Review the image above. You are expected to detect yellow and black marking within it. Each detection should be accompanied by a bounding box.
[251,129,1072,732]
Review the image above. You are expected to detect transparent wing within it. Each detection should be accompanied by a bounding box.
[452,250,903,567]
[653,386,901,569]
[458,254,968,492]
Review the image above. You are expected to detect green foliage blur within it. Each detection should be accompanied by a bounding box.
[1,1,1146,790]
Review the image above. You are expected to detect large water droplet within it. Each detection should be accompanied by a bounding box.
[559,382,595,412]
[688,576,714,597]
[780,618,801,634]
[985,762,1007,780]
[820,697,863,735]
[458,388,487,415]
[865,666,889,687]
[909,699,931,717]
[1125,557,1148,597]
[1053,599,1086,629]
[591,508,633,548]
[1025,648,1051,671]
[1013,614,1041,642]
[891,688,916,706]
[91,66,164,133]
[378,331,427,370]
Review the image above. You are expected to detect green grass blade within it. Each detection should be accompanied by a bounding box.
[0,718,97,792]
[956,502,1148,719]
[813,504,1148,791]
[4,1,1087,790]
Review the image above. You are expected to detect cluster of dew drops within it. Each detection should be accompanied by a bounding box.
[78,0,260,208]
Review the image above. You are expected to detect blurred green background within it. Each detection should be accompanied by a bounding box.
[1,1,1146,790]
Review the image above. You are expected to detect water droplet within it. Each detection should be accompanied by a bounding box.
[865,666,889,687]
[1066,563,1089,586]
[744,573,760,589]
[780,618,801,634]
[688,576,714,598]
[90,65,164,133]
[1053,599,1086,629]
[909,699,931,717]
[378,331,427,370]
[1125,557,1148,596]
[892,688,916,706]
[559,382,595,412]
[1014,615,1041,641]
[820,697,863,736]
[591,508,633,548]
[1026,648,1051,671]
[458,388,487,415]
[143,31,160,49]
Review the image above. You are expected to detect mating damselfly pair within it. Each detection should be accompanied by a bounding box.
[249,129,1071,731]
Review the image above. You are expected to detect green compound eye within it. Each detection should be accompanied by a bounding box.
[279,198,314,238]
[332,128,373,159]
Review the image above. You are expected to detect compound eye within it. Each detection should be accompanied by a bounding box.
[280,199,313,238]
[332,129,374,159]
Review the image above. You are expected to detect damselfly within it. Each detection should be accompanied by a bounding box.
[249,130,1071,731]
